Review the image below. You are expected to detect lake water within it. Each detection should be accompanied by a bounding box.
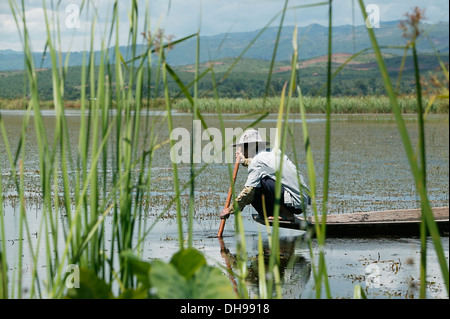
[0,110,448,298]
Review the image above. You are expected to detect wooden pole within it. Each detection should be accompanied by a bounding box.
[217,147,241,238]
[218,237,238,294]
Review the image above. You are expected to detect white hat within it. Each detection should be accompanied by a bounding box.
[233,129,266,147]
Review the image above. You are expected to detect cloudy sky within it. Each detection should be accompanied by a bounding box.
[0,0,448,52]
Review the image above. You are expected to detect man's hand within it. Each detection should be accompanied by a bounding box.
[235,150,245,164]
[220,207,231,219]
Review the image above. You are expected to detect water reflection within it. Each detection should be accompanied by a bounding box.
[1,112,448,298]
[218,235,311,298]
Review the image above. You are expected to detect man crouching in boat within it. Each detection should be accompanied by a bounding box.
[220,129,311,222]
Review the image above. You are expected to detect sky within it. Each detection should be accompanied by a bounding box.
[0,0,448,52]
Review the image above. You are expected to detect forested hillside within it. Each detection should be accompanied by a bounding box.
[0,53,447,101]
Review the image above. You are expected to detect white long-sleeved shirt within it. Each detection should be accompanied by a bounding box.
[245,148,310,210]
[229,149,310,213]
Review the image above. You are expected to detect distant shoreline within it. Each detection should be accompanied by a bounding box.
[1,95,448,114]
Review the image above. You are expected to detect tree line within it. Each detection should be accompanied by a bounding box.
[0,56,446,102]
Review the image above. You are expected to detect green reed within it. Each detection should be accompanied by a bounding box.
[169,95,448,114]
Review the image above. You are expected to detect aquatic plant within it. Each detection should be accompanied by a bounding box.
[358,2,448,298]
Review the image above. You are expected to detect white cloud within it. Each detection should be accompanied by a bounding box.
[0,0,448,52]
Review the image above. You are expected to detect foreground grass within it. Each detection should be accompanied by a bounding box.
[1,94,448,114]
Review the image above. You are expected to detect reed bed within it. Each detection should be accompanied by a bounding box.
[1,95,448,114]
[0,0,448,300]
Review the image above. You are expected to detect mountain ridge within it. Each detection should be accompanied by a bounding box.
[0,21,448,71]
[1,52,447,100]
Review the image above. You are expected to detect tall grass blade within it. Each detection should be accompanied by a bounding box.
[358,0,449,296]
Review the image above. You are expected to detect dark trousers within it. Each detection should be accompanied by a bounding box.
[251,176,303,218]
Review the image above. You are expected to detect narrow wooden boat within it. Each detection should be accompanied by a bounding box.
[252,207,449,237]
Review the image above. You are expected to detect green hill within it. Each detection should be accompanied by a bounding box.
[0,52,447,101]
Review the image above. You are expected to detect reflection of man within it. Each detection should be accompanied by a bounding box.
[220,129,310,221]
[219,236,311,298]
